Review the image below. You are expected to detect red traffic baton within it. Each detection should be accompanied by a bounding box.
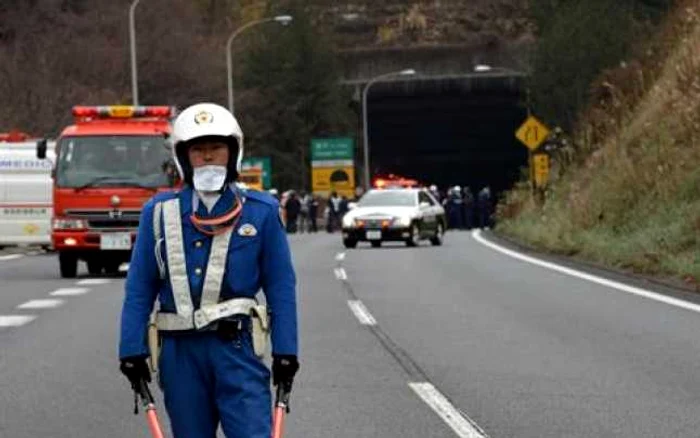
[136,379,167,438]
[271,384,291,438]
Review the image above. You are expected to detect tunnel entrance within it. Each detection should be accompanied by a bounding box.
[365,73,528,197]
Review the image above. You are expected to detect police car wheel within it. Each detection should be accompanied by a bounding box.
[371,241,381,248]
[430,223,444,246]
[406,223,420,247]
[343,239,357,249]
[59,253,78,278]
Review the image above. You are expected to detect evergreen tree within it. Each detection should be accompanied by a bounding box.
[238,0,355,190]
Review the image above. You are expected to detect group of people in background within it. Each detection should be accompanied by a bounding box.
[269,189,353,234]
[429,185,494,230]
[267,184,494,235]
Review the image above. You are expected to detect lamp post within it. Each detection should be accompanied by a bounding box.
[226,15,293,114]
[361,69,416,189]
[129,0,142,105]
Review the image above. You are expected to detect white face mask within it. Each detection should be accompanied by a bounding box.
[192,165,227,191]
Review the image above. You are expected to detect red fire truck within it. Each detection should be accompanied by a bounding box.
[37,105,177,278]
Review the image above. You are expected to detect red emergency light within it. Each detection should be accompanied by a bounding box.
[0,130,32,142]
[373,175,420,189]
[72,105,175,120]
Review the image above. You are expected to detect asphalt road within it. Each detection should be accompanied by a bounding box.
[2,231,700,437]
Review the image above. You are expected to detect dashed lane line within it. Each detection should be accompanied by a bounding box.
[334,267,348,281]
[76,279,111,286]
[335,252,346,262]
[337,250,490,437]
[0,315,37,327]
[17,299,64,310]
[50,287,90,297]
[472,229,700,315]
[347,300,377,326]
[409,383,488,438]
[0,254,23,261]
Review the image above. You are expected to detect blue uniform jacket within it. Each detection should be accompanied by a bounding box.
[119,186,298,359]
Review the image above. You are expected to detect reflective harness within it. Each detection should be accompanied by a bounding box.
[151,194,261,332]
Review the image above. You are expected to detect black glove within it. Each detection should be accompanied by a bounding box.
[119,356,151,390]
[272,355,299,390]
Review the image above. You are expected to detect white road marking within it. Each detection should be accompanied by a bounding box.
[409,382,488,438]
[17,299,64,309]
[335,252,346,262]
[77,279,111,285]
[347,300,377,325]
[50,287,90,296]
[472,229,700,314]
[0,315,37,327]
[334,267,348,281]
[0,254,23,261]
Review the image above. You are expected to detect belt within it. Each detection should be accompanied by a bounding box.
[156,297,258,332]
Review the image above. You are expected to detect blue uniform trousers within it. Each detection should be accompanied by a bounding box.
[158,330,271,438]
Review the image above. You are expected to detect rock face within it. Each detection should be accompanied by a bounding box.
[305,0,535,49]
[292,1,535,80]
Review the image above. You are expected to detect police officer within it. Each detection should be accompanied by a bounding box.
[446,186,464,230]
[118,103,299,438]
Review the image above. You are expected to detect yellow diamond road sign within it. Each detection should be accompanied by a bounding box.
[516,116,550,151]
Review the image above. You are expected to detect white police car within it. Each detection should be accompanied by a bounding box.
[341,188,446,248]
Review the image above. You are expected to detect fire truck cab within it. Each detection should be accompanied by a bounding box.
[37,105,177,278]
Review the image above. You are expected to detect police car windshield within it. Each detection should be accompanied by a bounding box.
[55,136,172,188]
[358,190,416,207]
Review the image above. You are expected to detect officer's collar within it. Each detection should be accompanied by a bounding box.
[179,185,243,218]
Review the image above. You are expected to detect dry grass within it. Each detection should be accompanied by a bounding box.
[499,1,700,288]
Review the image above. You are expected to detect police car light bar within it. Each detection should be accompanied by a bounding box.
[72,106,175,120]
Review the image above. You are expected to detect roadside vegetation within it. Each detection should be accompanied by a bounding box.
[499,0,700,288]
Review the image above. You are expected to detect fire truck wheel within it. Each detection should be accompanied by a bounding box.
[86,260,103,276]
[59,253,78,278]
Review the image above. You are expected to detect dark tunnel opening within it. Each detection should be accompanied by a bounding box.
[366,74,529,198]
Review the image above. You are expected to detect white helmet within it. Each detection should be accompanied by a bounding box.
[171,103,244,186]
[429,184,437,192]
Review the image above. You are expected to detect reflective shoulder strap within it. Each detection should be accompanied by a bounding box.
[153,201,166,279]
[199,226,234,309]
[162,198,194,320]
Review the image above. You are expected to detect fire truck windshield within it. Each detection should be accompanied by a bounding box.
[55,135,172,189]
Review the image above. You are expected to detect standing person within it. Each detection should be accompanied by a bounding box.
[298,191,310,233]
[118,103,299,438]
[477,186,493,228]
[339,195,350,219]
[446,186,464,230]
[462,186,475,230]
[284,191,301,234]
[326,191,341,233]
[308,194,319,233]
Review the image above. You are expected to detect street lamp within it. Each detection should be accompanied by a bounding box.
[226,15,293,114]
[129,0,142,105]
[362,69,416,189]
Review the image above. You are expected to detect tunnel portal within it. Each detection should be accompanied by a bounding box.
[365,73,529,196]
